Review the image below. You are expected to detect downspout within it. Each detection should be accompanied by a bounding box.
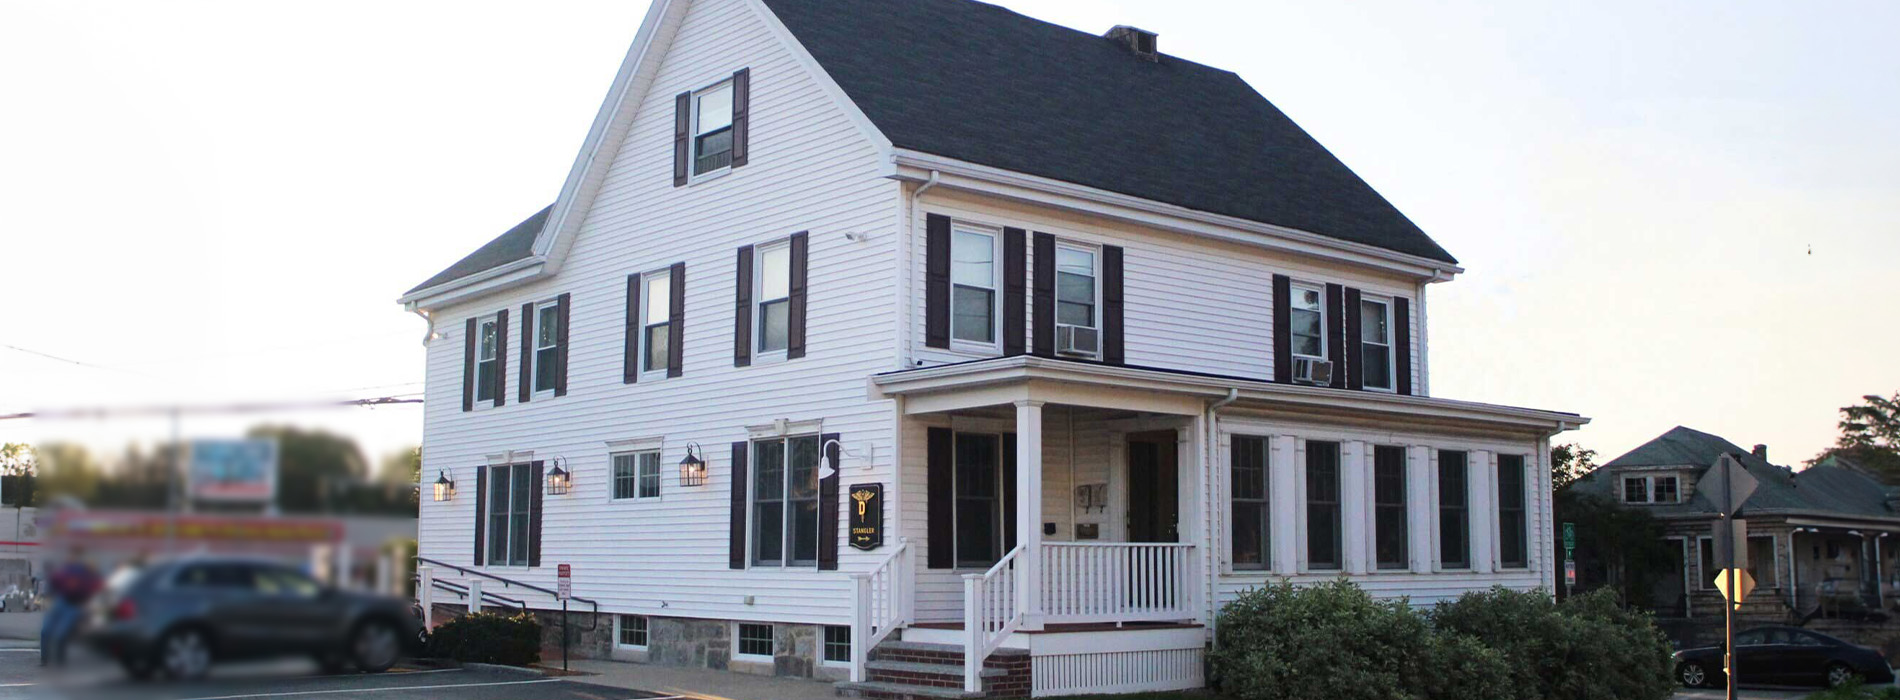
[1204,388,1239,649]
[899,170,941,370]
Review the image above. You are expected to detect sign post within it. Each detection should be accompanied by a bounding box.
[1562,522,1576,598]
[557,564,572,672]
[1708,454,1758,700]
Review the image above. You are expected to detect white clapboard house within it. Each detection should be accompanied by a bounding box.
[399,0,1587,696]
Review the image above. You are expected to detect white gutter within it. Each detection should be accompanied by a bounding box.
[899,170,941,370]
[1204,388,1238,647]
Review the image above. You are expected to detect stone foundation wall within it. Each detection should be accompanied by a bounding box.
[424,603,835,678]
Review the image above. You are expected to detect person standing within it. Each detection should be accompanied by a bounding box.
[39,547,100,667]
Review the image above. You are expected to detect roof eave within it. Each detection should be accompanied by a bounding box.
[891,150,1464,281]
[398,256,547,311]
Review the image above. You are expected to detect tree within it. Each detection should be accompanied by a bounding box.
[0,443,36,477]
[1810,392,1900,479]
[1553,489,1678,611]
[245,425,368,513]
[1551,443,1598,491]
[36,442,100,504]
[377,446,421,485]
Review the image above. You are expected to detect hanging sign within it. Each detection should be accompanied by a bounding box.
[848,483,884,551]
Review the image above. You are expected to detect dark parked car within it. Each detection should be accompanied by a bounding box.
[1674,625,1895,689]
[87,557,426,680]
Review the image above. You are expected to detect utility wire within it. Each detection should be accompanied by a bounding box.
[0,395,424,421]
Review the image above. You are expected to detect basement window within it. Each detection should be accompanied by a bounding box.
[737,623,774,658]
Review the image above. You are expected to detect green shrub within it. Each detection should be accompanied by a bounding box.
[1211,579,1510,700]
[426,611,541,666]
[1429,587,1675,700]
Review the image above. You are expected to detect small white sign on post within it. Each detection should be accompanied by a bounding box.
[1564,560,1577,588]
[557,563,572,601]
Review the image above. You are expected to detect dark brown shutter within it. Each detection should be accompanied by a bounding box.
[818,432,840,570]
[924,214,951,349]
[672,91,691,187]
[1002,433,1018,552]
[1395,297,1414,395]
[666,263,686,378]
[730,68,750,168]
[555,293,571,396]
[518,303,533,403]
[529,461,544,568]
[1325,283,1345,389]
[624,274,642,384]
[734,246,754,367]
[1272,275,1291,383]
[787,231,808,359]
[1032,232,1056,357]
[729,441,749,569]
[472,466,487,565]
[462,318,476,412]
[1344,287,1363,391]
[1102,245,1125,365]
[1002,228,1026,356]
[926,427,953,569]
[493,309,509,407]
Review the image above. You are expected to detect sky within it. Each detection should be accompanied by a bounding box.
[1,0,1894,471]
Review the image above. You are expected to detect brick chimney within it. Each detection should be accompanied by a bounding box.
[1104,25,1159,62]
[1752,444,1768,461]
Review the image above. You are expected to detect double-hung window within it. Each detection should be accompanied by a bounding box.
[1360,298,1394,391]
[1438,450,1470,569]
[1373,445,1408,569]
[953,433,1004,568]
[950,228,997,345]
[752,435,821,567]
[1497,454,1528,569]
[1055,245,1097,336]
[486,463,534,566]
[533,301,561,394]
[692,81,734,176]
[756,243,791,354]
[1305,440,1342,570]
[612,451,661,500]
[642,271,672,374]
[1289,284,1325,360]
[475,318,499,403]
[1230,436,1270,570]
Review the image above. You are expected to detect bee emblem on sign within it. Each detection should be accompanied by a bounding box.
[852,489,875,517]
[847,483,883,551]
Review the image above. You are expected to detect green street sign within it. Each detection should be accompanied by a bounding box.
[1562,522,1576,555]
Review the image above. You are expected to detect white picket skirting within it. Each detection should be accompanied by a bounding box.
[962,545,1024,692]
[1040,542,1197,623]
[849,539,914,683]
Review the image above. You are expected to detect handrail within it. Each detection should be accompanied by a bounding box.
[962,545,1023,693]
[429,579,526,611]
[850,539,913,682]
[1041,542,1195,624]
[416,556,599,631]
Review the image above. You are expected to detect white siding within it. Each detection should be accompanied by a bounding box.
[907,188,1428,393]
[417,0,901,627]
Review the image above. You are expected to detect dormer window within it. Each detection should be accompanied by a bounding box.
[1622,474,1679,504]
[693,81,735,175]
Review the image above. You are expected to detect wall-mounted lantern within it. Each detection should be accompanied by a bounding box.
[547,457,572,495]
[679,443,708,487]
[433,471,456,502]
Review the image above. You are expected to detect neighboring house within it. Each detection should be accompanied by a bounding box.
[398,0,1585,696]
[1571,427,1900,639]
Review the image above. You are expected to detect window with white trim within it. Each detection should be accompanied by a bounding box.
[950,227,997,345]
[533,300,561,394]
[1289,284,1325,360]
[1055,245,1098,330]
[642,271,672,374]
[475,317,499,403]
[736,623,774,658]
[1373,445,1408,569]
[1622,474,1679,504]
[1230,435,1269,570]
[1360,297,1394,391]
[756,243,791,354]
[953,432,1005,569]
[752,435,821,567]
[692,81,734,176]
[616,614,648,648]
[612,451,661,500]
[1305,440,1342,570]
[486,464,533,567]
[823,626,851,664]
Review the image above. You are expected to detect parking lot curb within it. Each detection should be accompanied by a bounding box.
[461,662,547,678]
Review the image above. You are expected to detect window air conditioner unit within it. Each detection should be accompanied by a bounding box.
[1056,325,1100,357]
[1294,358,1333,385]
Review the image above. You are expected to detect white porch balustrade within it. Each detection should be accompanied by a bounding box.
[1040,542,1197,623]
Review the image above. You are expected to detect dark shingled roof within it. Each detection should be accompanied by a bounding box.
[761,0,1457,263]
[1571,426,1898,520]
[406,205,551,295]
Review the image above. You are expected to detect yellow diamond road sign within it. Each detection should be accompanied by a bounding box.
[1715,568,1756,607]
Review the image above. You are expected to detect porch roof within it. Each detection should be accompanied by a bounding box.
[871,356,1586,436]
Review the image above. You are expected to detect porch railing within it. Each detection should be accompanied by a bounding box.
[849,539,913,682]
[1041,542,1197,623]
[962,545,1024,692]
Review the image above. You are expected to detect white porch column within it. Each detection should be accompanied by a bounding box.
[1015,400,1044,630]
[1342,441,1370,575]
[417,565,435,627]
[467,579,483,614]
[1269,436,1299,576]
[1469,450,1495,574]
[1407,446,1434,574]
